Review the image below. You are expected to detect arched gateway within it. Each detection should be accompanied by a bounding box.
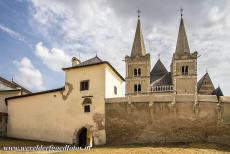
[73,127,93,147]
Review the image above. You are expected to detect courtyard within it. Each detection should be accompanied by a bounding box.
[0,138,230,154]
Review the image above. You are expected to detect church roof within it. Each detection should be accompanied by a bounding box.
[130,17,146,57]
[151,72,172,87]
[212,87,224,97]
[197,72,214,92]
[175,17,190,56]
[150,59,168,83]
[0,76,31,93]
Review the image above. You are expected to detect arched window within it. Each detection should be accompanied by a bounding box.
[134,68,138,77]
[182,66,188,75]
[134,84,141,93]
[134,84,138,92]
[138,68,141,76]
[83,98,92,113]
[138,84,141,92]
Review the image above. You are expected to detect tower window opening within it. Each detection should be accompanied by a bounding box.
[138,68,141,76]
[182,66,188,75]
[134,69,138,77]
[134,84,141,93]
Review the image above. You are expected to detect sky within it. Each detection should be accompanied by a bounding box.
[0,0,230,95]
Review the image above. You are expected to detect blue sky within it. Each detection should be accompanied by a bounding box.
[1,0,230,95]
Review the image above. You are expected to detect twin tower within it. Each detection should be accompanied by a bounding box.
[125,14,198,95]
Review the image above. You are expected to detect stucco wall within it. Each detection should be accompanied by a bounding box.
[105,95,230,145]
[105,65,123,98]
[0,91,21,113]
[7,64,122,145]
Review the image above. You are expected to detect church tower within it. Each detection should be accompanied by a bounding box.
[125,13,150,95]
[170,12,198,95]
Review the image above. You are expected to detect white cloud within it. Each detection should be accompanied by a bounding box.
[35,42,72,72]
[29,0,230,95]
[14,57,44,91]
[0,24,31,48]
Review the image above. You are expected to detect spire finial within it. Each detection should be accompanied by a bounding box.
[137,9,141,18]
[206,68,208,73]
[158,53,160,59]
[180,8,183,17]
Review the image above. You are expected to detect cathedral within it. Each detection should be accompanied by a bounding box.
[1,13,230,146]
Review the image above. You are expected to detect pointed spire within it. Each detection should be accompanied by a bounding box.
[175,11,190,56]
[130,10,146,57]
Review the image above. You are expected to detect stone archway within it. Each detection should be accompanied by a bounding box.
[73,127,93,147]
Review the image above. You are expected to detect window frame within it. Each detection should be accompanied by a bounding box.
[80,80,89,91]
[84,105,90,112]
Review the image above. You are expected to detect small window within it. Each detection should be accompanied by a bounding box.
[138,84,141,91]
[138,68,141,76]
[114,86,117,95]
[182,66,188,75]
[84,105,90,112]
[80,80,89,91]
[134,84,141,93]
[134,84,138,92]
[134,68,138,77]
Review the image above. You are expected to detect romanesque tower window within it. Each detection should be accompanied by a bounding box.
[182,66,188,75]
[138,68,141,77]
[134,68,138,77]
[80,80,89,91]
[134,68,141,77]
[134,84,141,93]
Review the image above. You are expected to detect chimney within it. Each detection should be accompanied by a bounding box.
[72,57,81,66]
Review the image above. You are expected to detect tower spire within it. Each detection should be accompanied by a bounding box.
[175,9,190,56]
[130,9,146,57]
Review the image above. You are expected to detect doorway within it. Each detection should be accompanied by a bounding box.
[77,127,92,147]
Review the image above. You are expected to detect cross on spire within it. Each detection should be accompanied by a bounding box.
[158,53,160,59]
[137,9,141,18]
[180,8,183,17]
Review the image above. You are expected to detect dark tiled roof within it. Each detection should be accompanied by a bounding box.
[197,72,214,92]
[212,87,224,97]
[0,76,31,93]
[151,72,172,87]
[77,56,103,66]
[150,59,168,83]
[62,56,125,81]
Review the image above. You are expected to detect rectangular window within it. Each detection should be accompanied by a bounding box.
[80,80,89,91]
[84,105,90,112]
[114,86,117,95]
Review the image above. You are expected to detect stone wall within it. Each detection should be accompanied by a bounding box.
[105,96,230,145]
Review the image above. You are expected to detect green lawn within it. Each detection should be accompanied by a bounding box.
[0,137,230,154]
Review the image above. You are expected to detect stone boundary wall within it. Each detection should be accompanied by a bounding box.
[105,95,230,145]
